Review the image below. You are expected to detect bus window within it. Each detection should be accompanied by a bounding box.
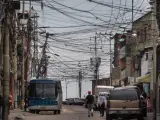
[36,84,44,97]
[29,83,57,98]
[29,84,36,97]
[44,84,56,98]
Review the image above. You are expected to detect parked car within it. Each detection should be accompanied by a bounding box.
[106,86,147,120]
[62,98,85,106]
[73,98,85,106]
[62,98,74,105]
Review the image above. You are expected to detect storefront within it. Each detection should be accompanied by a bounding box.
[136,74,151,97]
[136,73,152,111]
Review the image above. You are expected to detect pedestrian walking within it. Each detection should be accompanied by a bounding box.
[85,90,94,117]
[98,93,106,117]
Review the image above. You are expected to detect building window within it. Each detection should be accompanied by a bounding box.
[144,27,147,41]
[146,53,148,60]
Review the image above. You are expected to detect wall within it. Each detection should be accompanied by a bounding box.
[112,67,120,80]
[112,67,120,86]
[141,50,153,75]
[113,34,121,67]
[133,11,158,52]
[141,53,149,76]
[130,11,158,81]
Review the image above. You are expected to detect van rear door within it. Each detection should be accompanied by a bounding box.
[109,89,140,111]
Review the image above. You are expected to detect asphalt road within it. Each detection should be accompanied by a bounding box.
[9,105,153,120]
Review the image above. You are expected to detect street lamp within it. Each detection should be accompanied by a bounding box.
[132,30,137,37]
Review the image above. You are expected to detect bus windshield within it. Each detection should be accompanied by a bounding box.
[29,83,57,98]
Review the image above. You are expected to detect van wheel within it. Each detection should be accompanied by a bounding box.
[35,110,40,114]
[137,116,144,120]
[54,111,57,114]
[29,110,34,113]
[106,115,112,120]
[57,110,61,114]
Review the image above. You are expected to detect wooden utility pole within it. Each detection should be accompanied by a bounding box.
[0,25,4,87]
[150,1,158,120]
[157,0,160,119]
[21,0,25,110]
[37,33,49,78]
[24,18,31,111]
[78,71,82,98]
[94,36,98,87]
[65,78,68,99]
[3,7,10,120]
[37,32,53,78]
[90,35,102,87]
[21,32,25,110]
[109,38,112,86]
[13,39,17,109]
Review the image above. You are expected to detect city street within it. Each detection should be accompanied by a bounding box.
[9,105,153,120]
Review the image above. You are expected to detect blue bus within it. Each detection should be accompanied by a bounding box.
[27,79,62,114]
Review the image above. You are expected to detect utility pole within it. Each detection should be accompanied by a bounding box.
[31,7,39,78]
[2,4,10,120]
[132,0,133,26]
[13,39,17,109]
[109,38,112,86]
[90,35,102,87]
[0,25,4,87]
[150,1,157,120]
[131,0,138,84]
[78,71,82,98]
[24,18,32,112]
[98,33,112,85]
[37,33,48,78]
[131,0,134,82]
[78,62,82,98]
[37,32,52,78]
[65,79,68,99]
[156,0,160,119]
[32,11,36,77]
[21,0,25,110]
[65,78,69,99]
[94,36,98,87]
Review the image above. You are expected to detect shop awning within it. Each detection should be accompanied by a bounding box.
[136,74,151,83]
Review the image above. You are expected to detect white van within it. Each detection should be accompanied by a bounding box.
[94,86,114,110]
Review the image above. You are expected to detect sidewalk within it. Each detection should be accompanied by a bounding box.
[9,109,32,120]
[9,110,21,120]
[9,108,154,120]
[147,112,153,120]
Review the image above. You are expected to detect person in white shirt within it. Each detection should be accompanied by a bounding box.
[98,93,106,117]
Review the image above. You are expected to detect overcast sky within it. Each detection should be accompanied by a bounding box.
[24,0,150,99]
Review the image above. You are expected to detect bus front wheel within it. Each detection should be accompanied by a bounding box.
[29,110,34,113]
[54,111,57,114]
[57,110,61,114]
[35,110,40,114]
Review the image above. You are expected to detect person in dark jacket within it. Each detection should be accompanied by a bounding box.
[85,90,94,117]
